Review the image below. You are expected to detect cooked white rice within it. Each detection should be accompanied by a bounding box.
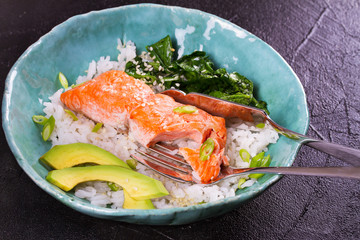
[41,39,279,209]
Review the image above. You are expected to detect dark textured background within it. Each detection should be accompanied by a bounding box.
[1,0,359,239]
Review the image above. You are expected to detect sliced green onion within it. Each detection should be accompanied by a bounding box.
[41,115,55,141]
[199,138,215,161]
[238,178,247,189]
[249,173,262,179]
[64,109,78,121]
[249,151,265,168]
[107,182,119,191]
[283,132,301,140]
[92,123,103,133]
[256,123,265,128]
[239,149,251,162]
[126,159,137,170]
[249,154,271,179]
[261,155,271,167]
[71,82,86,88]
[173,105,197,114]
[58,72,68,89]
[32,115,48,125]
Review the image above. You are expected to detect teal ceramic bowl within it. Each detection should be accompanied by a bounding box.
[2,4,309,225]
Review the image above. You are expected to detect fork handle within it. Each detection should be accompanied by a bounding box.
[239,167,360,179]
[303,140,360,166]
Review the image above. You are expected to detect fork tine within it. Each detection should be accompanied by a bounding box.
[130,154,194,183]
[154,143,185,158]
[154,143,178,151]
[150,146,191,167]
[136,149,191,173]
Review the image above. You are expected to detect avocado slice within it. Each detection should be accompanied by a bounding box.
[46,165,169,200]
[40,143,129,169]
[41,143,157,209]
[123,190,155,209]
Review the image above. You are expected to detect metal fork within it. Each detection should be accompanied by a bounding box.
[161,89,360,167]
[131,144,360,184]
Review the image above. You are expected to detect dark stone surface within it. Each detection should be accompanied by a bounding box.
[0,0,359,239]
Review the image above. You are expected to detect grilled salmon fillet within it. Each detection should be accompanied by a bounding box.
[129,93,224,147]
[60,70,228,183]
[60,70,154,128]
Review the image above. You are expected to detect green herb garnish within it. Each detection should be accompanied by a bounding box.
[283,132,301,140]
[173,105,197,114]
[58,72,68,89]
[256,123,265,128]
[41,115,55,141]
[32,115,48,125]
[199,138,215,161]
[249,152,265,168]
[107,182,119,191]
[126,159,137,170]
[249,153,271,179]
[70,82,86,88]
[64,109,78,121]
[92,123,103,133]
[239,149,251,162]
[238,178,247,189]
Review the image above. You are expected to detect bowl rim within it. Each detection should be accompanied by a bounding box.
[2,3,309,221]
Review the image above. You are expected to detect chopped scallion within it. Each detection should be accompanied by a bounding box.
[199,138,215,161]
[126,159,137,170]
[238,178,247,189]
[256,123,265,128]
[70,82,86,88]
[64,109,78,121]
[173,105,197,114]
[283,132,301,140]
[32,115,48,125]
[249,154,271,179]
[58,72,68,89]
[239,149,250,162]
[249,151,265,168]
[41,115,55,141]
[249,173,263,179]
[92,123,103,133]
[261,155,271,167]
[107,182,119,191]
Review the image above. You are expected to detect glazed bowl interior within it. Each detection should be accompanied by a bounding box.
[2,4,309,225]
